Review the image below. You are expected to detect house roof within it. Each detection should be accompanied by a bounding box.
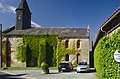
[93,7,120,49]
[3,26,89,38]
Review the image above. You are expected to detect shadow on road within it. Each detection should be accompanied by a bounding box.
[49,72,59,74]
[0,73,27,79]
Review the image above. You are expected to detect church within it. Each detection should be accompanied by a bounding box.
[2,0,90,67]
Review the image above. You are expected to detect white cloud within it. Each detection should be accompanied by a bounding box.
[31,21,42,27]
[0,2,42,27]
[0,2,15,13]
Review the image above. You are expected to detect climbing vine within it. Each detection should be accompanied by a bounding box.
[16,34,58,67]
[2,40,6,67]
[56,40,80,66]
[16,34,80,67]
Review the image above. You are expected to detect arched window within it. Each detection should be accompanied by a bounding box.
[77,40,80,48]
[65,40,69,48]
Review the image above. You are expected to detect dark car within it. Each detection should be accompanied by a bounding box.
[58,61,73,72]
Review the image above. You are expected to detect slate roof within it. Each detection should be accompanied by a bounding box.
[3,26,89,38]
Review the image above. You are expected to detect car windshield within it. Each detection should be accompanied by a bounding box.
[78,62,87,65]
[60,63,69,66]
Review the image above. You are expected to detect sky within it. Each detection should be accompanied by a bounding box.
[0,0,120,41]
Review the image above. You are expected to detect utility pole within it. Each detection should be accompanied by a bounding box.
[0,24,2,68]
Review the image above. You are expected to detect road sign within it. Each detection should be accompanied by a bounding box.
[114,50,120,63]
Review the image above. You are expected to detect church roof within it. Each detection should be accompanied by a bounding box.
[16,0,30,12]
[3,27,89,38]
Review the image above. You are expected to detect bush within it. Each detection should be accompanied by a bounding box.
[94,29,120,79]
[41,62,49,70]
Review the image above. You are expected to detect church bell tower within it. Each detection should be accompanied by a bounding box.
[15,0,32,30]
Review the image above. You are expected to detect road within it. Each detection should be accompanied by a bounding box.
[0,72,25,79]
[2,70,98,79]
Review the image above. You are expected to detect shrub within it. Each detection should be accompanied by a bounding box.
[94,29,120,79]
[41,62,49,70]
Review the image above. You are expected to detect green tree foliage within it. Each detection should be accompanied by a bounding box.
[94,29,120,79]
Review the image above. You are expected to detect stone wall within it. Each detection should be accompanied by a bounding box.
[61,38,90,64]
[4,36,89,67]
[8,37,26,67]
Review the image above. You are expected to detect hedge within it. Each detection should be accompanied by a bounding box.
[94,29,120,79]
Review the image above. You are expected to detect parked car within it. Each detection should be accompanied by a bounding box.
[76,62,89,73]
[58,61,73,72]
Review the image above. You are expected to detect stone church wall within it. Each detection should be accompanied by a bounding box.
[8,37,26,67]
[61,38,89,64]
[4,37,89,67]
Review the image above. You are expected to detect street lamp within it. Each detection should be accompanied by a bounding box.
[0,24,2,68]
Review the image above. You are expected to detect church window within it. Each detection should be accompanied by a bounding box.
[18,15,22,19]
[65,40,69,48]
[77,40,80,48]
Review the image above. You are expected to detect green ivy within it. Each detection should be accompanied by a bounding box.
[16,34,80,67]
[56,41,80,66]
[16,44,27,62]
[2,40,6,67]
[94,29,120,79]
[16,34,58,67]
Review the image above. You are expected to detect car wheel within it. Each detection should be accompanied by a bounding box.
[58,69,61,73]
[77,71,79,73]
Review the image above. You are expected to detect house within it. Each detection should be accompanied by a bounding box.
[92,7,120,68]
[2,0,90,67]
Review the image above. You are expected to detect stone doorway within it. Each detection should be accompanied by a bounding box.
[76,53,80,64]
[65,53,69,61]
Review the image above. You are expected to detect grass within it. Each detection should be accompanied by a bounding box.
[2,67,58,70]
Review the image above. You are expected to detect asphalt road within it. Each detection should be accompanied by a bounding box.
[2,70,98,79]
[0,72,25,79]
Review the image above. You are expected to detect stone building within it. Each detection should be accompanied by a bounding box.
[3,0,90,67]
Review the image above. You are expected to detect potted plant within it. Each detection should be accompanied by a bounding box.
[41,62,49,74]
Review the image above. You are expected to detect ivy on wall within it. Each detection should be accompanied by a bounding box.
[16,34,58,67]
[2,40,7,67]
[94,29,120,79]
[16,34,81,67]
[56,41,80,66]
[16,44,27,62]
